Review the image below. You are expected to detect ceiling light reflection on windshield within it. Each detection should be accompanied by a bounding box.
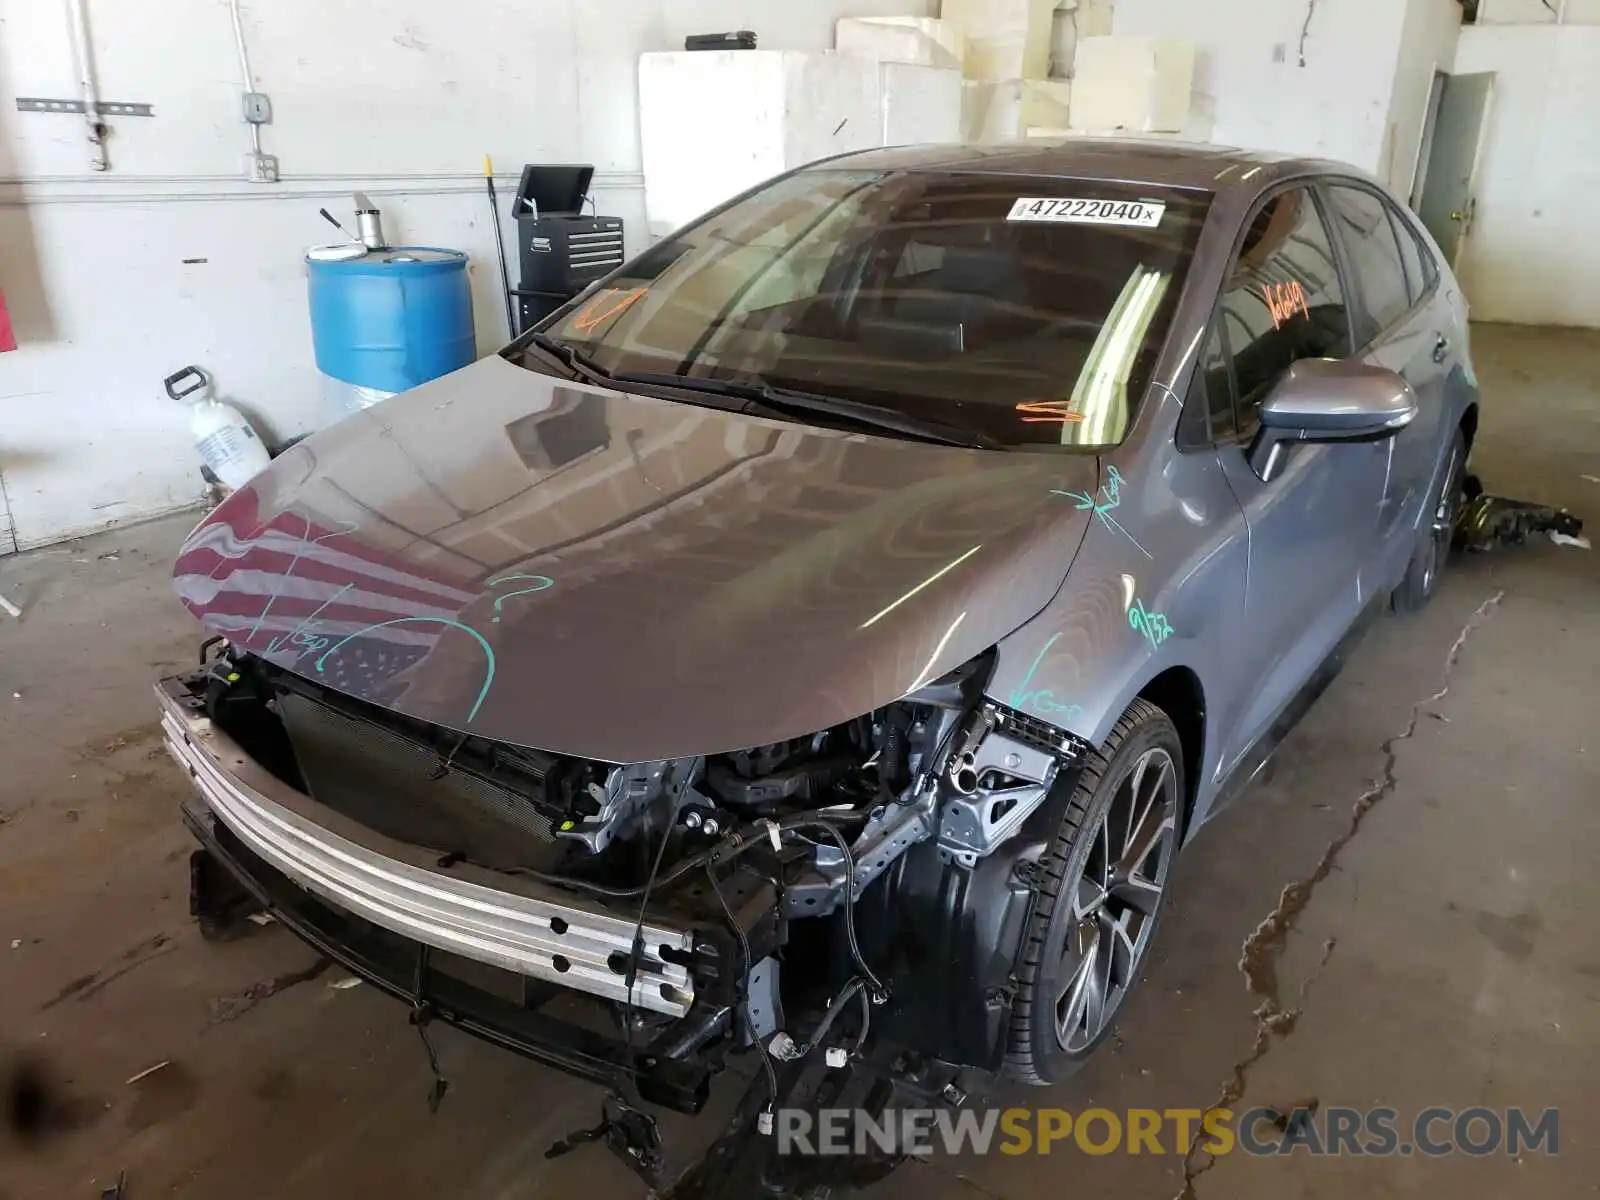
[1178,326,1205,376]
[860,544,983,629]
[1069,266,1172,444]
[905,610,967,694]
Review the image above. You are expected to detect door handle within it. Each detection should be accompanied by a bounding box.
[1432,334,1449,364]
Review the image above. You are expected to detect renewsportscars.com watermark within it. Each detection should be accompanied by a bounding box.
[776,1106,1560,1159]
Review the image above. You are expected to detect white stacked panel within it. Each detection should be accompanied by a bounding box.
[1068,36,1195,135]
[940,0,1058,80]
[639,51,961,238]
[639,51,789,238]
[961,78,1072,142]
[835,16,966,71]
[782,50,888,168]
[882,62,964,145]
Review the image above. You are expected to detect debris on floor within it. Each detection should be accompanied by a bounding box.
[99,1168,127,1199]
[1457,475,1585,552]
[0,592,22,620]
[1549,531,1591,550]
[327,975,364,991]
[124,1061,170,1086]
[208,958,332,1023]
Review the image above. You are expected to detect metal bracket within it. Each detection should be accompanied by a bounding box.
[785,785,940,917]
[744,956,784,1041]
[938,724,1061,868]
[16,97,154,117]
[556,757,702,854]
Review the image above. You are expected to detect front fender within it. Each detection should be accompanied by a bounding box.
[985,442,1248,826]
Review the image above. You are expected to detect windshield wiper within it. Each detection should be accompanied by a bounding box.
[611,372,997,449]
[518,332,613,383]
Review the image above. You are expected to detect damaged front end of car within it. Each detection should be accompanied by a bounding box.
[165,633,1090,1194]
[158,343,1108,1192]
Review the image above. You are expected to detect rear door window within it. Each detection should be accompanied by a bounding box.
[1217,186,1353,436]
[1326,184,1412,345]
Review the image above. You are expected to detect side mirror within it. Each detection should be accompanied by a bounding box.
[1250,359,1418,482]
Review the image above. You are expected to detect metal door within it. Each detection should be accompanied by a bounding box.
[1417,72,1496,268]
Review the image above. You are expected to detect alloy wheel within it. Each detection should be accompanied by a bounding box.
[1055,747,1178,1052]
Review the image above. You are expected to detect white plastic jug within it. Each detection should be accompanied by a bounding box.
[164,366,272,491]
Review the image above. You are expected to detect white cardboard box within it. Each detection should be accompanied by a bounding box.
[639,52,961,237]
[961,78,1072,143]
[1049,0,1116,76]
[835,16,965,71]
[1068,36,1195,134]
[883,62,964,145]
[940,0,1058,80]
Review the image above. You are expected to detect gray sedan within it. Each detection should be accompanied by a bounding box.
[165,139,1476,1186]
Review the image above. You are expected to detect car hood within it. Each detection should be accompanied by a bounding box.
[175,355,1097,761]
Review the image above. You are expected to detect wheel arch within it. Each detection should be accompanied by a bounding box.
[1136,665,1206,840]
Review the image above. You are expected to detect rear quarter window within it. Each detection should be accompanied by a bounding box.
[1389,205,1440,306]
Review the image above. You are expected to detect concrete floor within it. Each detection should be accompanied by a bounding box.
[1,323,1595,1199]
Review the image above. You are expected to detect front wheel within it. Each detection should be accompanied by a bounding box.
[1002,699,1184,1085]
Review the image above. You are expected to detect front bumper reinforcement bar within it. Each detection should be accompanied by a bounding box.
[156,677,696,1018]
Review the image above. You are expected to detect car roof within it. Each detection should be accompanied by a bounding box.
[815,138,1348,198]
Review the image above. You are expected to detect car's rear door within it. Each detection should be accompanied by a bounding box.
[1320,180,1450,576]
[1201,183,1391,777]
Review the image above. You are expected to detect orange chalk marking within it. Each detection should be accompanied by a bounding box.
[573,287,646,333]
[1016,400,1087,425]
[1260,279,1310,329]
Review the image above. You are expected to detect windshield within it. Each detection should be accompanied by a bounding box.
[517,168,1211,449]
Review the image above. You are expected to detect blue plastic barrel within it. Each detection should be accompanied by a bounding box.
[306,246,475,394]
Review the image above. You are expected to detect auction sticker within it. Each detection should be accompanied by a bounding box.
[1006,197,1166,227]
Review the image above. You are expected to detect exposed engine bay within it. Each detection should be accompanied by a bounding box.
[203,646,1082,910]
[176,641,1089,1194]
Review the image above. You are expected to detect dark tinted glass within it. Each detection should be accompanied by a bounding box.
[1390,206,1438,305]
[1178,320,1236,448]
[1218,188,1352,435]
[526,169,1212,449]
[1327,185,1411,344]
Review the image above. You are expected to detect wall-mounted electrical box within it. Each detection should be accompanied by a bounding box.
[242,92,272,124]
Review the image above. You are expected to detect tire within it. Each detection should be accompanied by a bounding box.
[1002,698,1185,1085]
[1392,430,1467,615]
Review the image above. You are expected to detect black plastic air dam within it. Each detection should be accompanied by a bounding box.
[852,764,1086,1071]
[182,804,712,1114]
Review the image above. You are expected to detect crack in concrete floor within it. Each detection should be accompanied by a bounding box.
[1174,589,1507,1199]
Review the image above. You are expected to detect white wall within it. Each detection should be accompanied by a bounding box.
[1108,0,1458,200]
[0,0,933,551]
[1453,23,1600,326]
[1478,0,1600,23]
[1387,0,1462,201]
[1110,0,1409,172]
